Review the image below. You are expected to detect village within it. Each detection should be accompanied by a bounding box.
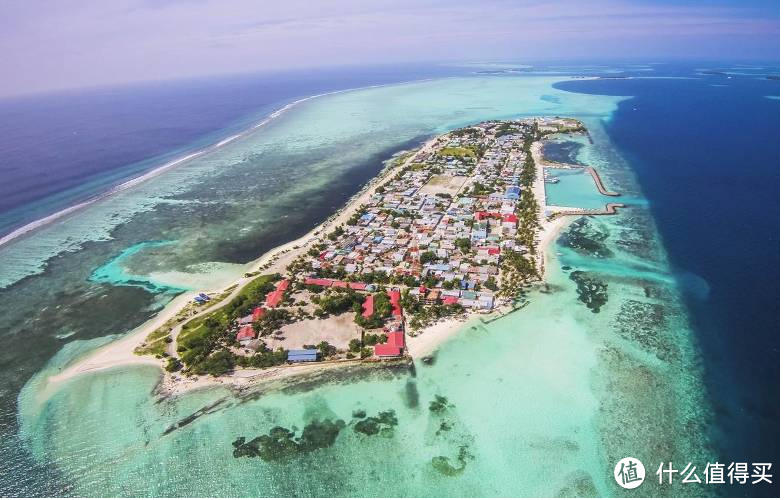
[142,117,588,378]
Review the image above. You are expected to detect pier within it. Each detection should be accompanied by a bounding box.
[586,166,620,196]
[548,203,625,219]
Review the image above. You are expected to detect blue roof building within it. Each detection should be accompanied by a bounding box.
[287,349,319,362]
[504,186,522,200]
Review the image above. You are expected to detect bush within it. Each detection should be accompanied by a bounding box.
[165,357,183,372]
[193,349,235,377]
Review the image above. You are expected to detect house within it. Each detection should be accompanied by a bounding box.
[362,294,374,318]
[387,331,405,349]
[305,277,333,287]
[265,279,290,308]
[287,349,319,362]
[236,325,255,344]
[252,307,265,322]
[374,343,402,357]
[374,329,405,357]
[388,289,402,317]
[504,186,521,200]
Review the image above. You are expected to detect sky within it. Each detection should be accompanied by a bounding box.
[0,0,779,97]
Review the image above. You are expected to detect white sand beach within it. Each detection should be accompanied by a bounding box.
[47,130,593,395]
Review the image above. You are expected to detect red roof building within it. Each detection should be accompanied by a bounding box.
[362,294,374,318]
[331,281,349,289]
[305,277,333,287]
[252,307,266,321]
[349,282,368,290]
[502,214,519,224]
[374,343,402,357]
[388,289,402,317]
[387,331,405,348]
[442,296,459,305]
[236,325,255,342]
[265,279,289,308]
[474,211,502,220]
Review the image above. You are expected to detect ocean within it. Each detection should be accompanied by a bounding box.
[0,62,778,496]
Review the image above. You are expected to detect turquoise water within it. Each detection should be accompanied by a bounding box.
[89,241,187,294]
[544,168,608,209]
[16,76,712,496]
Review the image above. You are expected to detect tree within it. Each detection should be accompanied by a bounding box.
[165,357,182,372]
[455,237,471,254]
[419,251,438,264]
[194,349,235,376]
[317,341,337,358]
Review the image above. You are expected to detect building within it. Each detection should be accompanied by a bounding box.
[287,349,319,362]
[236,325,255,345]
[388,289,402,317]
[362,294,374,318]
[265,279,290,308]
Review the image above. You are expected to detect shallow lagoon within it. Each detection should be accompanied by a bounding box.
[14,76,712,496]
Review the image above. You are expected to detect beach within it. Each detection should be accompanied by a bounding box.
[44,126,601,396]
[8,69,752,496]
[46,134,447,390]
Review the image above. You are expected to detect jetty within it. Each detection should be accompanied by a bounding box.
[547,203,625,219]
[586,167,620,196]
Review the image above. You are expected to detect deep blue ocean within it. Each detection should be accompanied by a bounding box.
[0,62,778,496]
[556,68,780,496]
[0,64,461,237]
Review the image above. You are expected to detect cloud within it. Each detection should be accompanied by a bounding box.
[0,0,778,96]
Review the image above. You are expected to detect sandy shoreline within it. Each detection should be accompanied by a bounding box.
[46,135,445,392]
[45,131,583,397]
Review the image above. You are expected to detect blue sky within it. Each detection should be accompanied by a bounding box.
[0,0,778,96]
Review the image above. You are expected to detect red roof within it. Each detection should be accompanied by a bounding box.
[374,343,402,357]
[349,282,368,290]
[331,281,348,288]
[387,331,405,348]
[252,307,265,321]
[264,279,289,308]
[502,214,519,223]
[236,325,255,341]
[388,289,402,317]
[265,290,283,308]
[362,294,374,318]
[419,286,427,293]
[305,277,333,287]
[474,211,502,220]
[443,296,459,305]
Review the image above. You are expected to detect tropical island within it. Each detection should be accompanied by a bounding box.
[51,117,622,393]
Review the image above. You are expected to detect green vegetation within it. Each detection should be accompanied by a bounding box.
[235,347,289,369]
[177,273,283,374]
[494,122,519,137]
[165,357,182,372]
[454,237,471,254]
[419,250,438,264]
[354,291,392,329]
[312,288,364,317]
[406,301,464,332]
[252,308,293,337]
[437,146,476,158]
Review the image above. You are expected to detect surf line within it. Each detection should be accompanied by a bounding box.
[0,77,438,250]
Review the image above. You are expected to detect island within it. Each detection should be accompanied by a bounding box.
[51,117,623,394]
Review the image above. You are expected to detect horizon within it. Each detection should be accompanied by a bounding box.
[0,0,779,98]
[0,57,780,101]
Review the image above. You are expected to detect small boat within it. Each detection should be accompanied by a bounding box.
[198,293,211,301]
